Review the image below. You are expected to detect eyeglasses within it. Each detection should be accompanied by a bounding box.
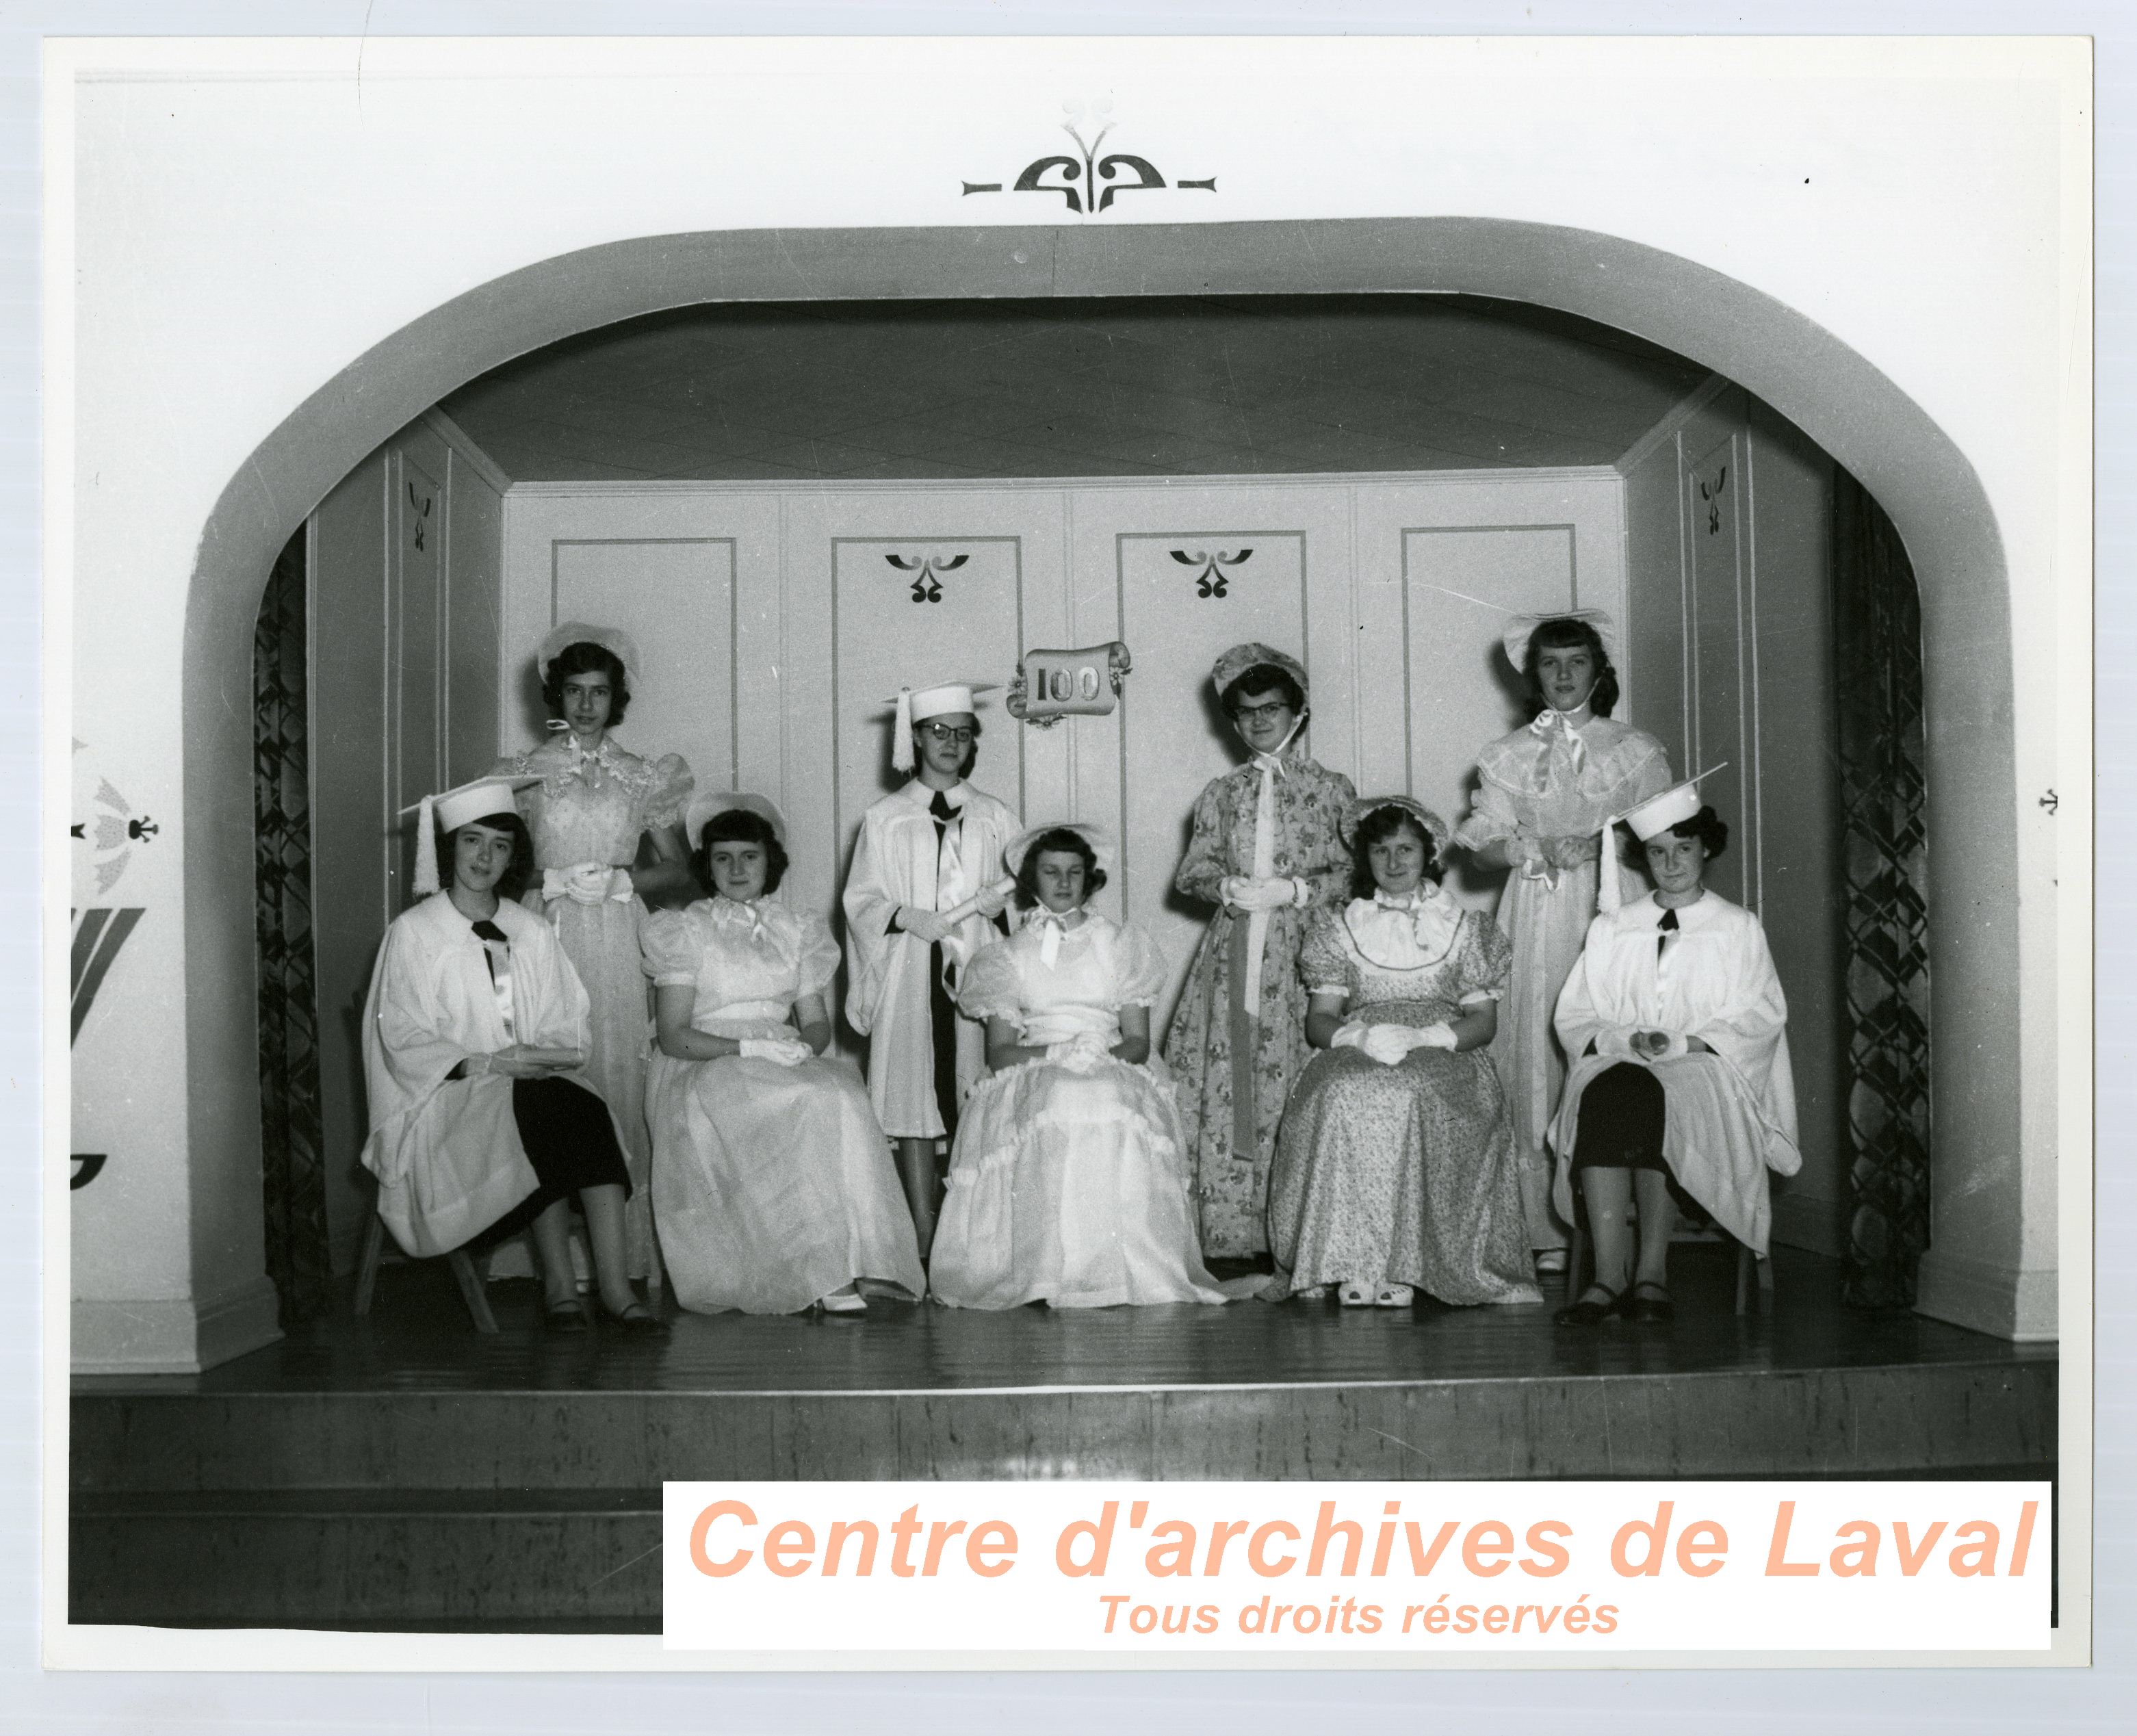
[1232,701,1293,725]
[920,723,976,745]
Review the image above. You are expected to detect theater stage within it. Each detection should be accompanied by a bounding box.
[70,1246,2055,1632]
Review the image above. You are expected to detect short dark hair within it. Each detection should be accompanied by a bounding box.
[910,713,983,781]
[1219,664,1306,718]
[541,640,632,727]
[696,807,789,896]
[1013,827,1109,911]
[1349,805,1443,901]
[1523,617,1620,718]
[435,811,534,903]
[1656,803,1729,861]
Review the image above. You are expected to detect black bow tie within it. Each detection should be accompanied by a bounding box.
[1657,907,1679,961]
[471,919,508,945]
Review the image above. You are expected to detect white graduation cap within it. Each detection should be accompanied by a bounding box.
[400,775,539,897]
[883,678,1000,775]
[1597,764,1727,914]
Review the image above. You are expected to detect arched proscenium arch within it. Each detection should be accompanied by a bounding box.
[181,218,2023,1331]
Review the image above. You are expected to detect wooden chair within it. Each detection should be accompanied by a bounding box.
[352,1212,500,1334]
[1563,1201,1772,1317]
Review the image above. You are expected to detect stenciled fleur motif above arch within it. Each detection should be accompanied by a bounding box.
[1171,545,1253,599]
[886,551,968,604]
[962,99,1217,216]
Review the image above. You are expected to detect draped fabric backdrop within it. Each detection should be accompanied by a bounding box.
[254,529,332,1324]
[1830,471,1932,1308]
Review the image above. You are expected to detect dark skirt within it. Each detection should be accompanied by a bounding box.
[470,1076,633,1249]
[1568,1062,1669,1174]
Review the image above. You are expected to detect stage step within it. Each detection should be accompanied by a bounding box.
[70,1488,663,1630]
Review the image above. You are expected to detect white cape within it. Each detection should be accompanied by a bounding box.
[359,891,612,1256]
[1547,890,1799,1255]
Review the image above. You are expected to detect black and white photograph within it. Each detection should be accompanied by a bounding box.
[36,17,2095,1692]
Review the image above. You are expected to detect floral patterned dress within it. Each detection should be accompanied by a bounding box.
[1162,750,1354,1259]
[489,734,693,1281]
[1269,900,1540,1306]
[1452,711,1670,1250]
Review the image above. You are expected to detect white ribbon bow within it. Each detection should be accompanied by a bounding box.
[1241,712,1306,1020]
[1527,705,1590,785]
[541,864,635,905]
[1025,906,1081,969]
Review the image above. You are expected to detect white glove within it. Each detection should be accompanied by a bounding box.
[970,881,1011,920]
[1045,1031,1111,1074]
[565,861,615,905]
[1407,1022,1458,1052]
[1360,1024,1415,1067]
[898,906,955,946]
[1330,1020,1372,1053]
[1223,875,1299,913]
[739,1035,812,1067]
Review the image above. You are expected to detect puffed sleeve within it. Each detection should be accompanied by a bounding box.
[956,937,1026,1024]
[1453,762,1520,851]
[794,909,843,1002]
[1109,923,1171,1009]
[640,907,703,987]
[1296,907,1357,1001]
[1605,734,1672,812]
[641,753,695,831]
[1455,911,1514,1005]
[1173,777,1234,905]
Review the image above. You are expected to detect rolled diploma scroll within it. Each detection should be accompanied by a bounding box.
[938,875,1020,976]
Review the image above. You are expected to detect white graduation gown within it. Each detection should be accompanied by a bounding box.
[359,891,612,1257]
[841,778,1020,1139]
[1546,890,1800,1255]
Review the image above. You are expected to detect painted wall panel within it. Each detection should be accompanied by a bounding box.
[443,447,504,783]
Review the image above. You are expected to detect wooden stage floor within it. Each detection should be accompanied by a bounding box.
[69,1247,2057,1630]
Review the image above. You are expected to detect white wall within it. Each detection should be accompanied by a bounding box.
[502,470,1627,1038]
[1622,384,1846,1257]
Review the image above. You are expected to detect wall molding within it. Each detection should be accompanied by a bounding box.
[420,406,515,495]
[1915,1246,2058,1344]
[504,465,1626,500]
[1612,373,1733,477]
[73,1275,282,1375]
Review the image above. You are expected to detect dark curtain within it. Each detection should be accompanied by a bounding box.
[255,529,332,1325]
[1830,471,1932,1308]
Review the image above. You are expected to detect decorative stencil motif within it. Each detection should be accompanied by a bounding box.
[70,758,157,897]
[1170,545,1253,599]
[407,479,433,552]
[962,99,1217,215]
[253,530,333,1326]
[886,551,967,604]
[1830,473,1932,1310]
[1700,462,1730,537]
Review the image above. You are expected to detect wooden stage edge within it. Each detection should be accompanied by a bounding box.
[70,1248,2056,1629]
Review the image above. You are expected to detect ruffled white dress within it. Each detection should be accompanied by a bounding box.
[643,897,925,1314]
[930,913,1229,1310]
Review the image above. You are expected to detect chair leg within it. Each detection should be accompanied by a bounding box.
[644,1213,666,1303]
[353,1213,386,1316]
[448,1247,501,1334]
[1735,1242,1751,1316]
[1758,1251,1775,1312]
[1565,1217,1587,1307]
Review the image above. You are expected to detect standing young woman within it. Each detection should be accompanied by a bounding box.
[490,622,694,1288]
[1164,643,1354,1267]
[842,678,1020,1257]
[1453,611,1672,1277]
[643,795,924,1315]
[1548,784,1800,1325]
[361,777,663,1334]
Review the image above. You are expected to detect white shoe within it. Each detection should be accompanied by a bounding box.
[1293,1284,1332,1301]
[1373,1284,1416,1309]
[1338,1280,1373,1308]
[816,1286,867,1314]
[1535,1249,1568,1278]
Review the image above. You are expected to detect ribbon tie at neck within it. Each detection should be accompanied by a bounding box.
[543,721,617,788]
[1025,906,1085,969]
[1240,712,1306,1019]
[1346,883,1459,967]
[708,894,773,944]
[1527,705,1591,786]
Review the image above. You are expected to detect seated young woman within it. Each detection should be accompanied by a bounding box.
[1547,784,1799,1325]
[1268,796,1542,1310]
[928,823,1229,1310]
[361,776,664,1335]
[642,794,925,1315]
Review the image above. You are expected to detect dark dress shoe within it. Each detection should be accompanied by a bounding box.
[543,1297,591,1334]
[599,1301,671,1337]
[1553,1284,1623,1327]
[1624,1282,1675,1323]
